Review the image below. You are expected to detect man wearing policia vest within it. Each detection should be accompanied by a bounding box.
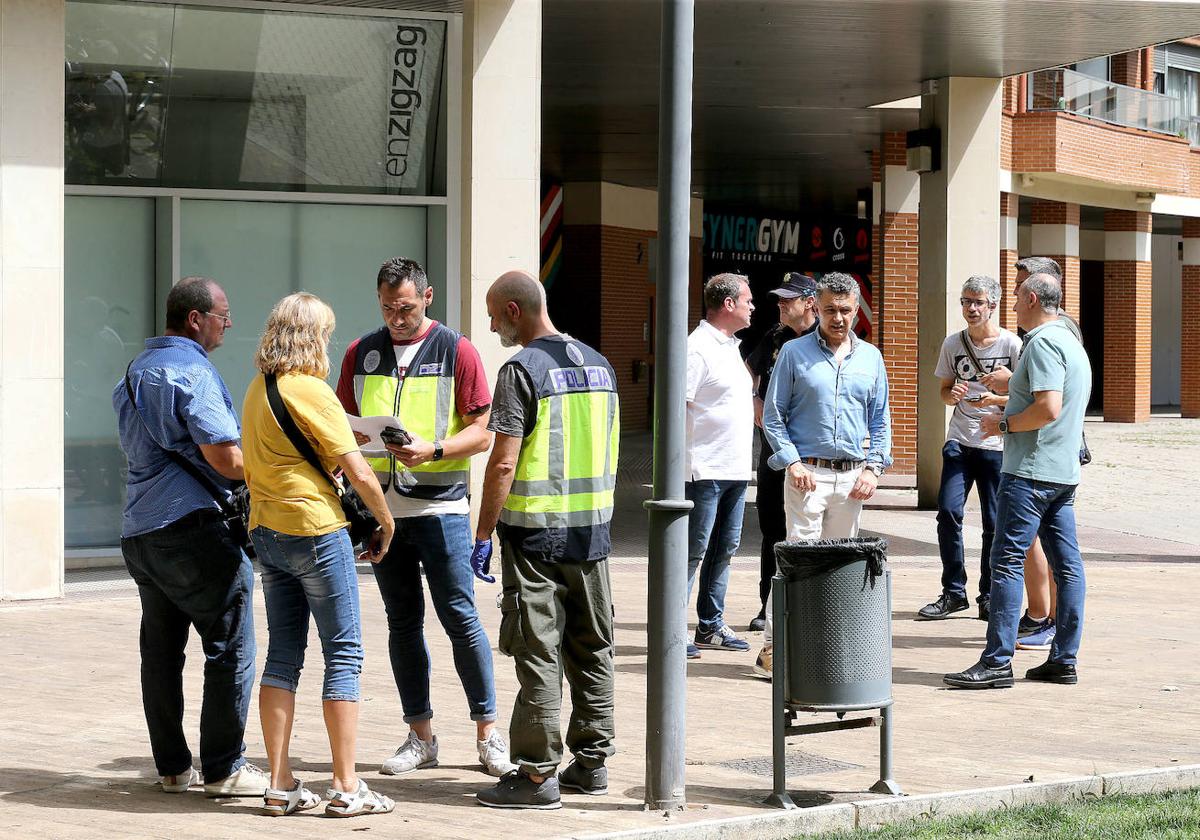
[335,257,516,778]
[474,270,620,810]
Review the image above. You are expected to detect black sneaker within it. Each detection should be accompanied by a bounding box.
[977,595,990,622]
[748,612,767,632]
[695,625,750,651]
[1018,611,1045,636]
[943,660,1014,690]
[1025,660,1078,685]
[916,593,970,620]
[559,761,608,795]
[476,771,562,810]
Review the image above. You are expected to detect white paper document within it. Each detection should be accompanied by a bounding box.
[347,414,408,457]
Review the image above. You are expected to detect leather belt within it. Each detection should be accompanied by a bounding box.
[801,456,865,472]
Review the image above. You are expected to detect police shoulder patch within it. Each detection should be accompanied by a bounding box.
[565,342,585,366]
[363,349,381,373]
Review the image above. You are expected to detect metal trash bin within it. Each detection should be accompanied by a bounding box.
[767,537,900,808]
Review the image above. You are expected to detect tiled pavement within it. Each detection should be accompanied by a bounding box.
[2,417,1197,838]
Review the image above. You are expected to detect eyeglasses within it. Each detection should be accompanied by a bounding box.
[959,298,993,310]
[202,311,232,326]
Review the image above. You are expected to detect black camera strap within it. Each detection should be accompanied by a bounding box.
[263,373,345,498]
[123,359,239,515]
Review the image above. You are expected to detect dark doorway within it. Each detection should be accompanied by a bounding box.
[1079,259,1104,412]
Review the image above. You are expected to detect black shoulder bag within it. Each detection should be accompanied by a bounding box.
[123,362,253,555]
[263,374,379,548]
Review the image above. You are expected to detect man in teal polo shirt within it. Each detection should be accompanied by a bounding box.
[945,272,1092,689]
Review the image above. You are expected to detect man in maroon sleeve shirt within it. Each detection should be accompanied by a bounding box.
[335,257,514,778]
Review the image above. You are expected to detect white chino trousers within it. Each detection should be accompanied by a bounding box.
[764,464,864,643]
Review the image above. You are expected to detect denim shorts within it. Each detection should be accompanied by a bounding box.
[251,526,363,701]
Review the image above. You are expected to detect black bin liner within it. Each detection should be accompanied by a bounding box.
[775,537,888,587]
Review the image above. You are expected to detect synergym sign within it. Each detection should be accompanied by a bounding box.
[703,211,870,271]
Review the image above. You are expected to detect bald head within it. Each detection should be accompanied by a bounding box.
[486,270,553,347]
[489,270,545,315]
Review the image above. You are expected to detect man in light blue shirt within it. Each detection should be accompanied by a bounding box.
[757,273,891,674]
[763,272,892,536]
[945,272,1091,690]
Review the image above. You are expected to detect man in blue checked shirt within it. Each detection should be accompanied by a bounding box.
[753,272,892,678]
[113,276,268,798]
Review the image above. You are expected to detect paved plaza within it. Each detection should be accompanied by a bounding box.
[1,417,1197,838]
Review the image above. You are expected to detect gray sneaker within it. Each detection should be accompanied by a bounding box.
[204,762,269,798]
[380,731,439,775]
[476,771,562,810]
[558,760,608,795]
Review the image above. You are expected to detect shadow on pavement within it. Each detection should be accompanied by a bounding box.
[0,768,259,815]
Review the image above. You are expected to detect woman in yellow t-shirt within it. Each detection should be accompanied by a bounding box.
[242,293,395,818]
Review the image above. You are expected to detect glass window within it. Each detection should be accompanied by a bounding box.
[179,200,431,408]
[64,196,157,547]
[66,0,448,195]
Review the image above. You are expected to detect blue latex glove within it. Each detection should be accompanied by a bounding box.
[470,538,495,583]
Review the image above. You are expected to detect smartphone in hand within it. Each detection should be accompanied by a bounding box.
[380,425,413,447]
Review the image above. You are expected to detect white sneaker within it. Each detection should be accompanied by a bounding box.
[204,762,269,798]
[161,767,202,794]
[380,731,439,775]
[477,730,518,777]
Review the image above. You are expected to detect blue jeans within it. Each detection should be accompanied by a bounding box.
[251,526,363,701]
[983,475,1087,668]
[121,509,255,780]
[371,514,497,723]
[936,440,1003,601]
[685,480,748,634]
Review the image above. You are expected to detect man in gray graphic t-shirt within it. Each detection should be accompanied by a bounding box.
[917,275,1021,622]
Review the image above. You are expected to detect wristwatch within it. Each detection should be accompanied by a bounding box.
[432,440,444,461]
[866,464,885,478]
[998,418,1009,434]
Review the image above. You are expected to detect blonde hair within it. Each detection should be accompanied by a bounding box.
[254,292,336,378]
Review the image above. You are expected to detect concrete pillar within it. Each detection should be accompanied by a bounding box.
[999,192,1019,331]
[0,0,65,601]
[878,131,919,475]
[460,0,540,354]
[916,78,1002,507]
[459,0,541,495]
[1030,199,1081,322]
[1182,218,1200,419]
[1103,209,1153,423]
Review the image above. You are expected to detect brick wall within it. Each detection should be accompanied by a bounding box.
[598,226,654,431]
[871,150,883,345]
[999,192,1018,331]
[1030,200,1081,322]
[1109,50,1144,89]
[1010,111,1193,196]
[1183,218,1200,419]
[879,211,918,473]
[558,224,702,431]
[1102,210,1153,423]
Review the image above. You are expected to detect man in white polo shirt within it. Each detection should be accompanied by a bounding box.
[685,273,755,659]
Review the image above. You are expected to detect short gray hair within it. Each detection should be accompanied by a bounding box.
[962,275,1001,306]
[816,272,860,303]
[1022,272,1062,313]
[704,273,748,312]
[1015,256,1062,282]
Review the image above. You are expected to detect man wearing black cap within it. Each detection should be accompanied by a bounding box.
[743,273,818,637]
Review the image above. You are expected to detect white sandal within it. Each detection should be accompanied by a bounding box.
[324,780,395,818]
[262,779,321,816]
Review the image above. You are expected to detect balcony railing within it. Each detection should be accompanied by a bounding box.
[1027,68,1181,139]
